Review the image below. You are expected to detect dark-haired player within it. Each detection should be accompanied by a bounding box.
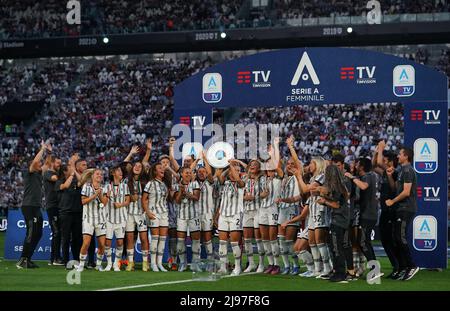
[345,157,382,281]
[385,147,419,281]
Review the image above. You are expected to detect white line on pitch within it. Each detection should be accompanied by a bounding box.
[96,272,259,291]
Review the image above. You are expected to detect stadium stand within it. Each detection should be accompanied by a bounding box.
[0,0,448,39]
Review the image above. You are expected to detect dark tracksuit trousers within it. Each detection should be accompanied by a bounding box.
[60,212,82,263]
[379,208,401,272]
[393,210,416,270]
[20,206,43,259]
[359,219,377,262]
[47,207,62,262]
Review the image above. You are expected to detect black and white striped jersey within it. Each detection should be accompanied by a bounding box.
[174,181,200,219]
[219,180,244,217]
[261,176,282,208]
[144,179,169,214]
[81,183,106,225]
[126,178,144,215]
[279,174,300,209]
[243,175,267,212]
[104,181,130,224]
[198,178,215,215]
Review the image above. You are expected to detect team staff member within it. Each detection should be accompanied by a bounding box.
[43,154,64,266]
[57,164,79,267]
[16,141,51,269]
[372,141,401,279]
[331,154,356,279]
[317,165,350,283]
[386,147,419,281]
[345,158,381,279]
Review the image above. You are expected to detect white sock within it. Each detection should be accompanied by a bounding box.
[191,239,201,263]
[157,236,167,265]
[219,240,228,270]
[270,240,280,266]
[279,235,289,268]
[105,246,112,265]
[256,239,265,266]
[263,240,274,266]
[114,246,123,265]
[317,243,331,273]
[96,252,103,267]
[127,249,134,263]
[231,241,241,270]
[244,238,255,266]
[204,240,213,260]
[177,238,186,264]
[287,240,299,268]
[299,249,314,272]
[79,253,87,267]
[142,250,148,263]
[310,244,322,273]
[150,235,159,266]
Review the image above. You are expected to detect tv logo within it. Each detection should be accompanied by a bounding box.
[340,66,376,84]
[179,116,206,129]
[410,110,440,125]
[202,73,222,103]
[417,186,440,202]
[237,70,271,88]
[393,65,415,97]
[291,52,320,86]
[413,138,438,174]
[413,215,437,251]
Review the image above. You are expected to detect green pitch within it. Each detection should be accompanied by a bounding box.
[0,232,449,291]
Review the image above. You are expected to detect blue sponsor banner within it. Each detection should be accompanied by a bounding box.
[174,47,448,269]
[4,210,178,263]
[5,210,52,260]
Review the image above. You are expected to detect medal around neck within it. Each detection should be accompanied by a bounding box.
[207,142,234,168]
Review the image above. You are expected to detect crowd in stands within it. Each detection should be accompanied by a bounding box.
[275,0,449,20]
[232,102,404,164]
[1,0,449,39]
[0,57,213,209]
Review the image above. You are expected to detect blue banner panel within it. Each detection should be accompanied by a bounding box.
[174,47,448,269]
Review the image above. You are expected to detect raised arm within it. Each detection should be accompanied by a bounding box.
[202,150,215,183]
[142,138,152,166]
[29,140,47,173]
[168,137,180,172]
[124,145,140,163]
[286,135,302,170]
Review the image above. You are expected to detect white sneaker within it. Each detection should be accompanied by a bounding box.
[256,264,265,273]
[313,270,322,277]
[244,264,256,273]
[104,264,112,271]
[76,264,84,272]
[95,265,104,272]
[113,263,120,272]
[158,264,168,272]
[151,264,159,272]
[231,268,241,276]
[178,263,187,272]
[299,270,315,278]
